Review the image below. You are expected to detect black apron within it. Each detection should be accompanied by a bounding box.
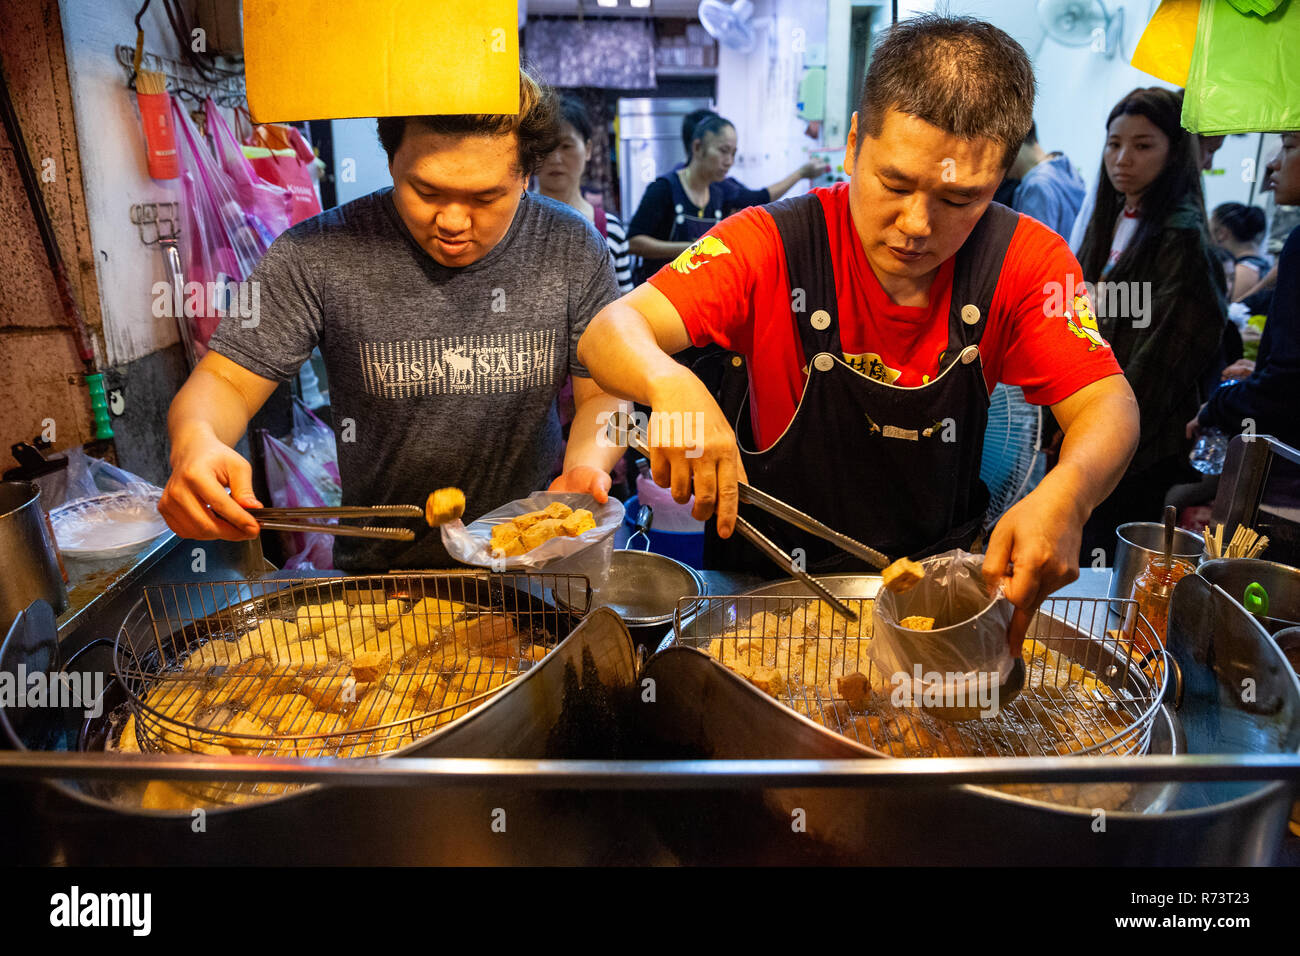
[703,195,1020,575]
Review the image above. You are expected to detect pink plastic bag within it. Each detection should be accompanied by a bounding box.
[262,431,334,570]
[171,98,272,353]
[205,99,293,245]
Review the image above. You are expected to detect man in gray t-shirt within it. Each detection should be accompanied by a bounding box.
[159,71,625,570]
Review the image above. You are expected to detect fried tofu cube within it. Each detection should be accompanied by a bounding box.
[250,692,308,727]
[542,501,573,519]
[218,714,275,754]
[448,657,513,696]
[295,599,351,636]
[490,522,521,544]
[385,669,443,711]
[899,615,936,631]
[560,508,596,536]
[409,597,470,624]
[321,615,381,658]
[524,645,548,662]
[348,600,407,629]
[268,637,329,669]
[300,669,372,713]
[882,557,926,593]
[511,510,547,531]
[520,518,563,551]
[350,649,390,684]
[241,618,300,658]
[492,538,526,558]
[117,714,140,753]
[836,670,872,710]
[746,666,785,697]
[451,613,519,657]
[425,487,466,526]
[183,640,239,672]
[142,780,199,811]
[145,678,204,722]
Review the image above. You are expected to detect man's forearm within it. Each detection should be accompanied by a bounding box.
[628,235,692,260]
[565,389,630,475]
[1043,388,1139,521]
[577,302,693,406]
[167,365,257,457]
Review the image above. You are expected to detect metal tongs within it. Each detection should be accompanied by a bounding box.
[251,504,423,541]
[607,412,892,620]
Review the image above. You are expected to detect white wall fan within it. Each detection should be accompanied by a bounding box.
[1036,0,1124,59]
[698,0,758,54]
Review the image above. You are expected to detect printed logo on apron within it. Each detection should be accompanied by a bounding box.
[358,330,558,398]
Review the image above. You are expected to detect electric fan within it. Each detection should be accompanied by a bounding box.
[1036,0,1124,59]
[698,0,758,54]
[980,384,1044,530]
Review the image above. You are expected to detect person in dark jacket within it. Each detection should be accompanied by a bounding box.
[1191,131,1300,451]
[1076,88,1228,562]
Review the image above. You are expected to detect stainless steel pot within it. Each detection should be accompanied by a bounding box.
[557,547,705,650]
[1198,558,1300,633]
[0,481,67,631]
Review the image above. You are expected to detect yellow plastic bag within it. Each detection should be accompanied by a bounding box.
[1131,0,1201,86]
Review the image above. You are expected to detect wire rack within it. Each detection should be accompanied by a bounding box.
[111,572,588,805]
[672,594,1167,761]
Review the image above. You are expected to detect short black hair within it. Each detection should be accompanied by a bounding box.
[558,94,592,143]
[857,14,1035,168]
[1212,202,1267,242]
[682,108,720,157]
[376,67,560,177]
[687,114,733,161]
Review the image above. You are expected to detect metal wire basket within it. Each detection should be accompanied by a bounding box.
[671,593,1167,760]
[111,571,589,804]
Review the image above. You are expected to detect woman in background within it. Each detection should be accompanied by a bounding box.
[535,96,633,293]
[1211,202,1271,300]
[1076,87,1228,562]
[627,113,735,284]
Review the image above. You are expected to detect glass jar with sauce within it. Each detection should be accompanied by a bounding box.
[1129,556,1196,655]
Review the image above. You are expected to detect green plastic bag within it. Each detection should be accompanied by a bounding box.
[1182,0,1300,134]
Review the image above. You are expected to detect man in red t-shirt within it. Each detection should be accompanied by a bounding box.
[577,15,1139,644]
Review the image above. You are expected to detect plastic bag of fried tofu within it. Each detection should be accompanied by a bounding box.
[869,549,1016,706]
[440,491,624,586]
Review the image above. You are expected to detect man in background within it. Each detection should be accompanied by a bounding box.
[1009,121,1085,239]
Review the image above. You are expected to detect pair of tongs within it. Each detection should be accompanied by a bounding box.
[252,504,422,541]
[606,413,890,620]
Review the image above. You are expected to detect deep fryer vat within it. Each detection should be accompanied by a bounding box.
[2,590,648,865]
[110,571,587,805]
[665,580,1166,761]
[628,573,1300,865]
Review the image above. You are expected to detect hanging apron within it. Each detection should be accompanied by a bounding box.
[703,195,1021,575]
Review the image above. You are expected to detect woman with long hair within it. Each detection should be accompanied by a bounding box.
[1076,87,1228,562]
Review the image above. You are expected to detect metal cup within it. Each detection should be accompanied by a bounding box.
[1109,521,1205,604]
[0,481,69,632]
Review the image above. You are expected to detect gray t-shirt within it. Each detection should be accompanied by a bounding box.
[208,188,618,570]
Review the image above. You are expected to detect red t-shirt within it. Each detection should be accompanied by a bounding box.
[649,183,1122,450]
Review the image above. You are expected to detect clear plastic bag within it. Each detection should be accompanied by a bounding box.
[441,492,624,588]
[51,446,159,508]
[869,549,1015,710]
[205,99,293,245]
[261,432,334,570]
[172,98,272,354]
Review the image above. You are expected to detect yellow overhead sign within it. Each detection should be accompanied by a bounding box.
[244,0,520,122]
